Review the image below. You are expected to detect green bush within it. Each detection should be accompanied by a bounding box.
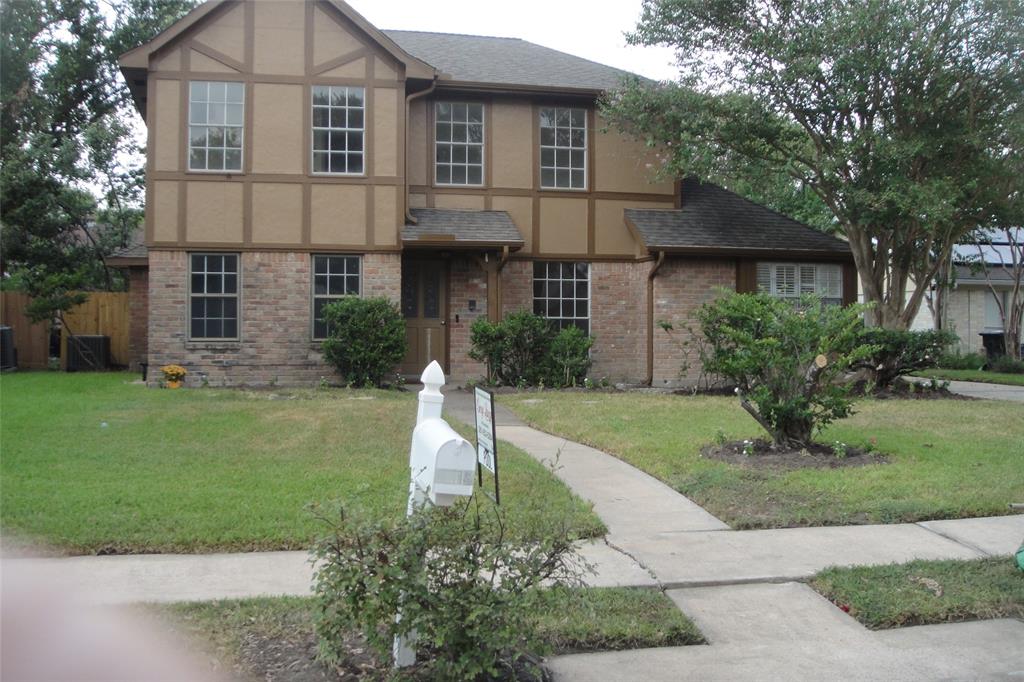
[698,293,874,448]
[544,326,594,388]
[855,328,957,388]
[470,311,593,387]
[320,297,406,387]
[937,351,987,370]
[312,498,583,679]
[988,355,1024,374]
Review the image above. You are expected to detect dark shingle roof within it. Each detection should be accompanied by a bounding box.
[105,230,148,264]
[625,179,851,257]
[403,208,524,248]
[953,264,1017,284]
[383,30,634,92]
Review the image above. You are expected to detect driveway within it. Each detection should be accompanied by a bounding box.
[936,378,1024,402]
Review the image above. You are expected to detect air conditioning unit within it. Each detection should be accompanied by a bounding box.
[0,326,16,370]
[66,335,110,371]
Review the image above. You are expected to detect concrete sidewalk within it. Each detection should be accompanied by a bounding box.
[911,376,1024,402]
[549,582,1024,680]
[1,539,655,606]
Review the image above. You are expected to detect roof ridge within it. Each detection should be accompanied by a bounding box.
[383,29,523,41]
[695,179,844,242]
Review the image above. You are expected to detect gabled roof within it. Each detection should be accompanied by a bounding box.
[625,178,852,258]
[384,30,635,93]
[118,0,437,111]
[403,209,524,249]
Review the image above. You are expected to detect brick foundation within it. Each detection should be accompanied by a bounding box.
[147,250,400,387]
[127,266,149,371]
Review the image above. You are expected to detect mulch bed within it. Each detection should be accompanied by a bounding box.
[869,381,976,401]
[702,439,889,472]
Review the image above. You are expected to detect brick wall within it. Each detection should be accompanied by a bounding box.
[651,257,736,386]
[500,259,533,317]
[127,266,148,371]
[589,261,646,382]
[147,250,401,387]
[448,256,487,380]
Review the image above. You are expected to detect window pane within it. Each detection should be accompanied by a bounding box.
[541,168,555,187]
[312,86,329,105]
[225,82,244,103]
[436,165,450,184]
[467,124,483,143]
[467,146,482,165]
[467,166,482,185]
[348,131,362,152]
[189,148,206,170]
[312,107,330,127]
[436,102,451,120]
[190,81,207,102]
[347,154,363,174]
[451,165,466,184]
[468,104,483,123]
[189,102,206,124]
[312,152,329,172]
[348,108,363,129]
[225,103,243,126]
[223,319,237,339]
[347,89,363,107]
[208,149,224,170]
[207,319,223,338]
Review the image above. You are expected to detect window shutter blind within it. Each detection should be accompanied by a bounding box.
[756,263,771,293]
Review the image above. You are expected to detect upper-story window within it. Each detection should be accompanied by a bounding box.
[312,86,364,175]
[539,107,586,190]
[757,262,843,305]
[435,102,484,186]
[189,81,244,172]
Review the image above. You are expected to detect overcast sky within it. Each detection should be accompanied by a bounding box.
[345,0,680,82]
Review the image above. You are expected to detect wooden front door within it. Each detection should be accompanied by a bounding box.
[400,259,448,376]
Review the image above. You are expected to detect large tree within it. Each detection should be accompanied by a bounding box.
[0,0,193,321]
[603,0,1024,329]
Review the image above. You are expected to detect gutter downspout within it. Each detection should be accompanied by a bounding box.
[646,250,666,386]
[404,78,439,225]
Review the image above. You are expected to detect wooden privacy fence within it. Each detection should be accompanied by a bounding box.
[0,292,50,368]
[1,291,130,369]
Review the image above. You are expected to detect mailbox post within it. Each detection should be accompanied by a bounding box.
[393,361,477,668]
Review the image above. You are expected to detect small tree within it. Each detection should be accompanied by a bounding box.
[321,297,406,387]
[698,293,873,448]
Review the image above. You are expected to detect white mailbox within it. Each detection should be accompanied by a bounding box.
[410,418,476,506]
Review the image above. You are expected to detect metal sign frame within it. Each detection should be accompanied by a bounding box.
[473,386,499,504]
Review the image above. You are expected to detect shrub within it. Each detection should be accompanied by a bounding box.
[988,355,1024,374]
[855,328,957,388]
[312,497,583,679]
[544,326,594,388]
[697,292,874,448]
[937,351,987,370]
[469,311,552,386]
[320,297,406,387]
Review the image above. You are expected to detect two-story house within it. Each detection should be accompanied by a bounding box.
[112,0,855,386]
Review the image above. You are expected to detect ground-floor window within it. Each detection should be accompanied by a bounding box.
[533,261,590,334]
[189,253,239,340]
[756,262,842,305]
[312,254,361,340]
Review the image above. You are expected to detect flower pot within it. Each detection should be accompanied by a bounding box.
[167,380,182,389]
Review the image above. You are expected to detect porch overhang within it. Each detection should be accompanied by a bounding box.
[402,208,525,252]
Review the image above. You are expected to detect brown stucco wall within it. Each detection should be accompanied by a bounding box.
[147,249,400,386]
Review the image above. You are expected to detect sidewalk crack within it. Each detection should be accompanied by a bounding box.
[601,537,665,591]
[914,523,992,558]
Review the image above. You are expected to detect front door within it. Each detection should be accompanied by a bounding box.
[400,258,447,376]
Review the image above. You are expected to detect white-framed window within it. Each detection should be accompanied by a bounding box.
[533,261,590,334]
[312,86,365,175]
[311,255,361,340]
[985,290,1007,329]
[539,107,586,190]
[757,262,843,304]
[435,102,484,186]
[188,81,244,172]
[189,253,239,340]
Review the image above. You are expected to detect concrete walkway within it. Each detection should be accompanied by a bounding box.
[942,378,1024,402]
[443,388,1024,679]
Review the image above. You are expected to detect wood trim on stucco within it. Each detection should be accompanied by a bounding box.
[191,39,246,73]
[586,107,596,256]
[531,102,540,254]
[312,47,369,76]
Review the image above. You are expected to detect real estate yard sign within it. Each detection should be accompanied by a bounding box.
[474,386,499,504]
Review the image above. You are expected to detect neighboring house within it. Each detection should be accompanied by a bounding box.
[910,235,1024,356]
[108,0,854,386]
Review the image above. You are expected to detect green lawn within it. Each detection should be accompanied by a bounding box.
[0,372,603,554]
[153,588,702,676]
[920,368,1024,386]
[501,392,1024,529]
[812,557,1024,629]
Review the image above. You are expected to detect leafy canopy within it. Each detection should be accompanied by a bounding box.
[0,0,194,321]
[603,0,1024,329]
